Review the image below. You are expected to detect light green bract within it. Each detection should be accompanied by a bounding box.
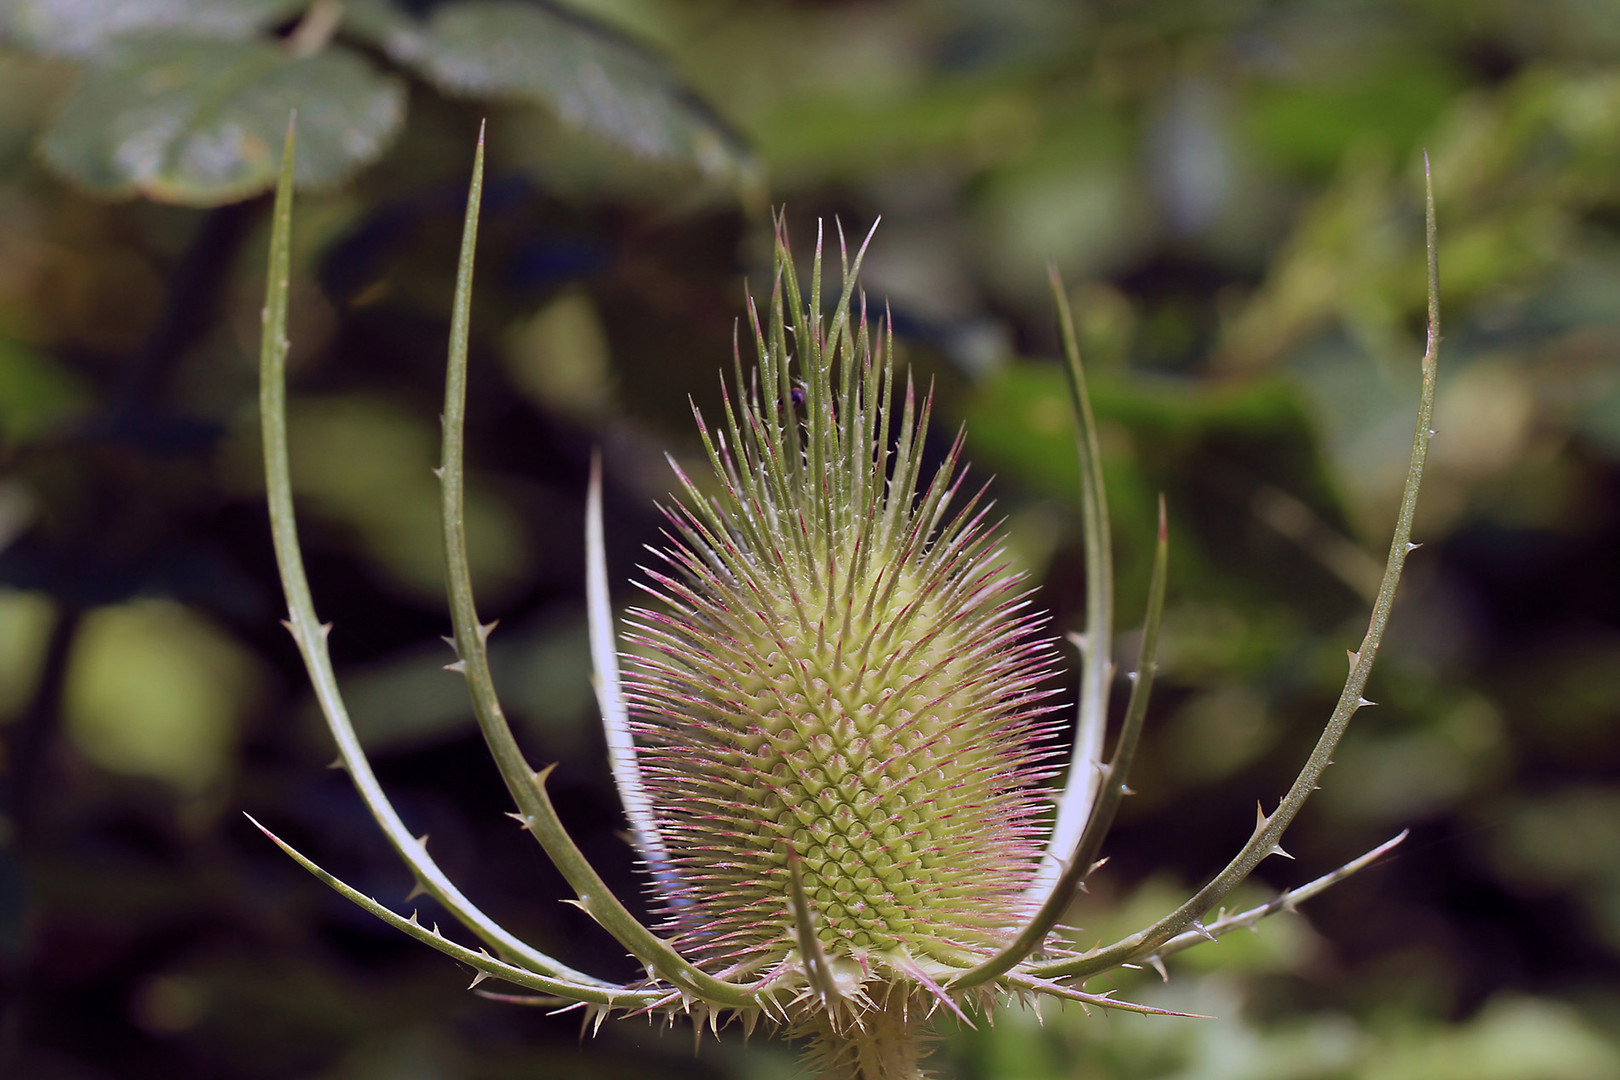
[256,121,1438,1080]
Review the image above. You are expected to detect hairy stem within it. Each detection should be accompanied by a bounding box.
[812,992,931,1080]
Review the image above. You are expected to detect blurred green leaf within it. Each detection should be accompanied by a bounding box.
[0,0,300,58]
[63,599,263,793]
[0,334,88,445]
[39,36,404,205]
[1245,56,1464,176]
[1371,996,1620,1080]
[350,0,760,193]
[0,589,56,721]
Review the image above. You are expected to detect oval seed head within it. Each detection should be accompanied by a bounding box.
[623,224,1063,1026]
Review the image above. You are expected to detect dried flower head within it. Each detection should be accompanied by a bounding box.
[254,125,1439,1080]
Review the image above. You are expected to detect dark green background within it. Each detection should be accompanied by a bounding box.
[1,1,1617,1077]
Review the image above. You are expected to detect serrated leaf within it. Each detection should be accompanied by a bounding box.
[351,0,759,194]
[1,0,300,58]
[39,37,405,205]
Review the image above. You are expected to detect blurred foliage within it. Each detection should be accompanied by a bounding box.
[2,0,759,203]
[1,1,1618,1078]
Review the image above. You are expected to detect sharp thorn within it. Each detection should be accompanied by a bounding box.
[1357,696,1376,708]
[468,970,490,989]
[406,879,429,902]
[477,619,498,644]
[444,660,467,674]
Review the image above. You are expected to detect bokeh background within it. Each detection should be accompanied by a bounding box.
[2,1,1619,1077]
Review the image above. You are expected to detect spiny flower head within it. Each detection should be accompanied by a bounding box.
[623,223,1063,1008]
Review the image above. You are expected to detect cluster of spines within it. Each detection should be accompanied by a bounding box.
[621,222,1065,985]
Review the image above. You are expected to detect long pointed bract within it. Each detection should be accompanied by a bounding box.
[588,452,675,888]
[434,127,764,1011]
[1030,267,1114,906]
[249,816,657,1007]
[257,120,606,986]
[1032,157,1442,982]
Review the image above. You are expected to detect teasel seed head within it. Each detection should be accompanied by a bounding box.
[621,222,1064,1027]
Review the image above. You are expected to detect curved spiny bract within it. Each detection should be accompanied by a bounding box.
[623,223,1065,1032]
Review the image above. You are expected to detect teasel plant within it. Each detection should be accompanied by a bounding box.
[252,120,1439,1080]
